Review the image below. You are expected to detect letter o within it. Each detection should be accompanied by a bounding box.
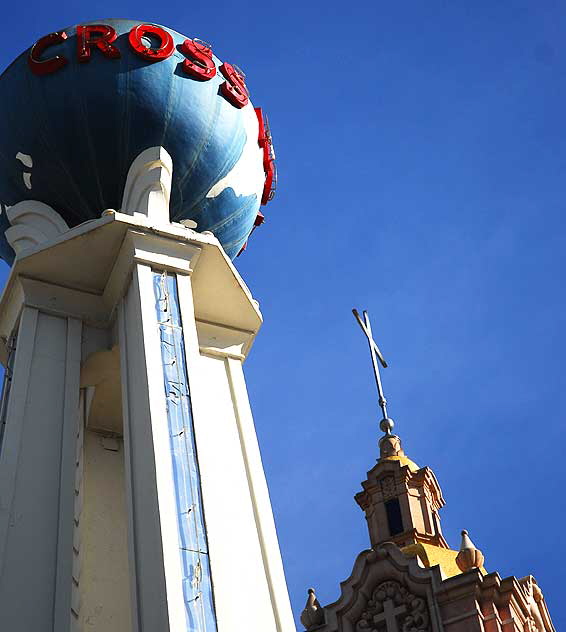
[128,24,174,61]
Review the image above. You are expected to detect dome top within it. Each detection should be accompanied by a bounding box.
[0,19,275,264]
[378,434,420,472]
[379,453,420,472]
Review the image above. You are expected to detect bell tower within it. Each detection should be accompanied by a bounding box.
[355,430,448,550]
[300,309,556,632]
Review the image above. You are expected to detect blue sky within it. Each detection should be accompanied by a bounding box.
[1,1,565,629]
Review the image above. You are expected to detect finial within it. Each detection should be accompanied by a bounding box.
[300,587,324,630]
[352,309,395,437]
[121,145,173,224]
[378,433,404,460]
[5,200,70,255]
[379,417,394,435]
[456,529,485,572]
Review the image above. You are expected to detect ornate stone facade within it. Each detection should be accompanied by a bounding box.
[303,544,443,632]
[356,580,429,632]
[301,435,555,632]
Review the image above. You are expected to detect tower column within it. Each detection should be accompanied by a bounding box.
[0,303,82,631]
[224,354,295,631]
[0,202,295,632]
[118,261,189,631]
[188,315,295,632]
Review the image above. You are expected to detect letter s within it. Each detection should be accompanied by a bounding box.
[180,39,216,80]
[220,62,249,108]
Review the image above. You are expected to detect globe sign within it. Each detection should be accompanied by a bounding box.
[0,19,276,264]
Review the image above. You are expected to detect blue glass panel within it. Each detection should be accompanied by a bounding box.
[154,271,217,632]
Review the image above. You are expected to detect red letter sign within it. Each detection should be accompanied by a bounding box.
[180,39,216,80]
[255,108,276,204]
[128,24,174,61]
[28,31,68,76]
[220,63,249,108]
[77,24,121,62]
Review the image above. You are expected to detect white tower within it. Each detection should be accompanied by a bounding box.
[0,147,295,632]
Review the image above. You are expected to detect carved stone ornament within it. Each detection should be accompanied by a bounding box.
[455,530,484,572]
[356,580,429,632]
[379,435,404,459]
[121,145,173,224]
[520,576,553,632]
[6,200,69,255]
[380,476,396,501]
[301,588,325,629]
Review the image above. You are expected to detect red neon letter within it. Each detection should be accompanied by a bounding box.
[255,108,276,204]
[128,24,174,61]
[77,24,121,62]
[220,63,249,108]
[28,31,68,76]
[180,39,216,80]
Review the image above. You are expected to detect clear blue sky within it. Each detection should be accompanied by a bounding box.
[1,2,565,629]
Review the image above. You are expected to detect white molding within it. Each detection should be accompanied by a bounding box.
[6,200,69,256]
[0,281,24,361]
[0,230,203,350]
[0,212,261,355]
[121,146,173,225]
[0,307,39,569]
[118,303,141,632]
[71,389,86,630]
[103,229,201,318]
[54,317,82,632]
[119,264,187,631]
[134,263,187,629]
[225,357,296,632]
[19,277,108,325]
[195,319,256,360]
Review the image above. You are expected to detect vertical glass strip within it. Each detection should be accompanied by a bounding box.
[153,271,217,632]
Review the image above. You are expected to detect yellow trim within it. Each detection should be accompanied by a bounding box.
[401,542,486,578]
[379,455,420,472]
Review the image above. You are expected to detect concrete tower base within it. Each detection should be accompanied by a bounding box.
[0,177,294,632]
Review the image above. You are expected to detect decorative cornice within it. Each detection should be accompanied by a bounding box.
[6,200,69,256]
[0,212,262,364]
[195,319,257,361]
[310,543,444,632]
[121,146,173,225]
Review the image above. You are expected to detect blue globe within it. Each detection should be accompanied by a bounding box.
[0,19,267,263]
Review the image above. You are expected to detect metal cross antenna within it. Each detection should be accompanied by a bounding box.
[352,309,394,435]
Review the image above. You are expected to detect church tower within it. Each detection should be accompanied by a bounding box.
[300,310,555,632]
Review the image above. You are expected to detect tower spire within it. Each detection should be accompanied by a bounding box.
[352,308,395,437]
[352,308,448,550]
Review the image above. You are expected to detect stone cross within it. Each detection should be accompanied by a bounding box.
[352,309,390,423]
[372,599,406,632]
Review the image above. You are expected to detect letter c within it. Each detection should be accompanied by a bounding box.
[28,31,68,76]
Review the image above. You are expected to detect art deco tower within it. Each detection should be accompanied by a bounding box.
[0,19,294,632]
[300,311,555,632]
